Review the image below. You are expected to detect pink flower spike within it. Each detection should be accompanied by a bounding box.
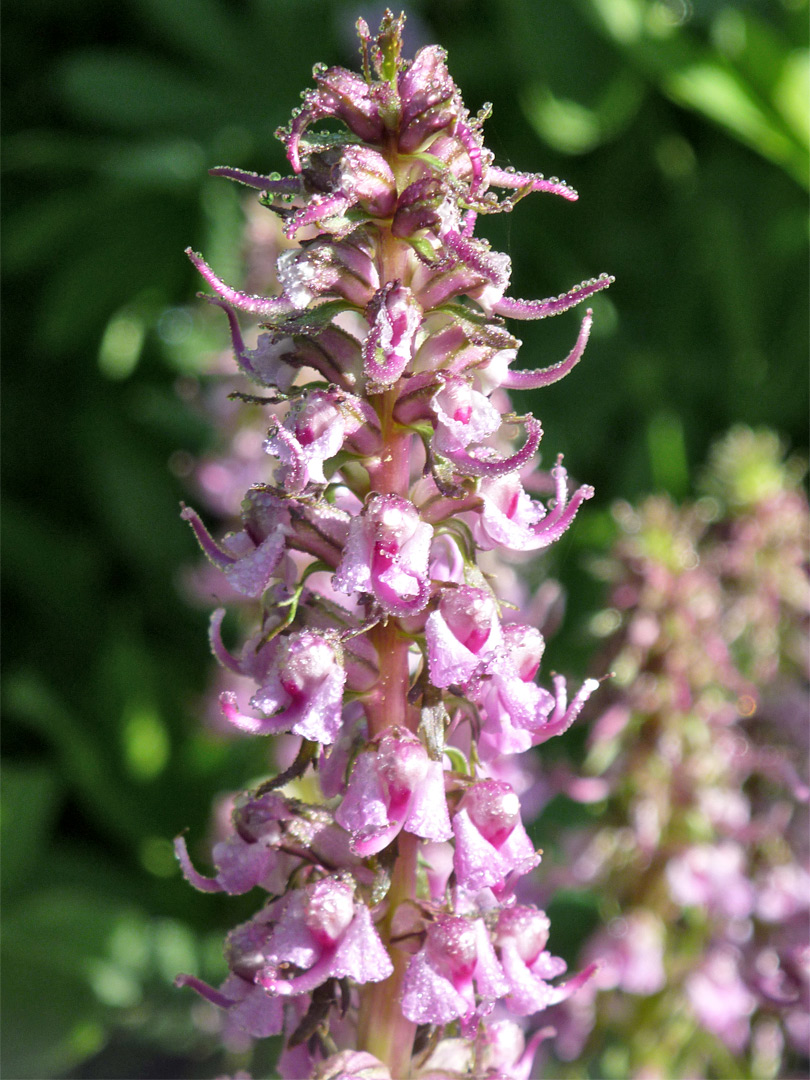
[502,310,593,390]
[186,248,295,318]
[493,274,613,320]
[173,16,612,1074]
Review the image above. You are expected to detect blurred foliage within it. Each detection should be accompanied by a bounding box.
[1,0,807,1076]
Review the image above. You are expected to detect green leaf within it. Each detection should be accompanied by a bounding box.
[133,0,247,73]
[58,50,226,132]
[0,763,61,898]
[0,946,105,1079]
[3,672,153,846]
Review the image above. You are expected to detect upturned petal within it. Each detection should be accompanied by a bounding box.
[493,274,613,320]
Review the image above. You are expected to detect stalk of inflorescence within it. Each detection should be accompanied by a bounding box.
[174,12,612,1079]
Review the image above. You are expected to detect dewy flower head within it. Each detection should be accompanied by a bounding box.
[175,10,611,1077]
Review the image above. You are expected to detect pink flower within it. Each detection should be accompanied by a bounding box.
[425,585,502,688]
[452,779,539,894]
[431,377,501,457]
[181,489,289,598]
[276,230,380,308]
[333,494,433,616]
[363,282,423,388]
[474,459,594,552]
[685,948,756,1053]
[401,915,508,1031]
[264,390,370,494]
[220,630,346,744]
[472,627,598,758]
[666,842,755,919]
[174,791,361,896]
[494,906,597,1016]
[336,727,451,856]
[259,878,393,997]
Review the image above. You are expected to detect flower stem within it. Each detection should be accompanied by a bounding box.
[357,831,419,1076]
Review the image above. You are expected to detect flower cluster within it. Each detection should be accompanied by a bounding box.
[175,13,610,1078]
[544,428,809,1080]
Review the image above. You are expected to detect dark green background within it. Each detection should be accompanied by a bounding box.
[2,1,807,1076]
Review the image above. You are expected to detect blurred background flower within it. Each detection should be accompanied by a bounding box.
[537,427,809,1079]
[2,1,807,1077]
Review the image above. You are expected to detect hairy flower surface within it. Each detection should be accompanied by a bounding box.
[175,12,611,1077]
